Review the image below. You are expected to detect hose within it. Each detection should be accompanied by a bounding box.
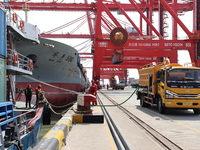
[95,87,139,107]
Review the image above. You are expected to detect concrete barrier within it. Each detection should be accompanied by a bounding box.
[32,104,103,150]
[32,115,72,150]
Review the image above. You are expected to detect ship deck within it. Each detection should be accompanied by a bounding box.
[14,101,35,111]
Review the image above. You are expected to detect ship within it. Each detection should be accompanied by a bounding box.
[0,6,44,150]
[15,38,90,107]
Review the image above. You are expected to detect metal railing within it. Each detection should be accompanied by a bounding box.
[6,8,25,33]
[0,109,36,142]
[7,49,33,72]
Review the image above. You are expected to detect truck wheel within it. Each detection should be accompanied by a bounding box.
[140,94,151,107]
[158,97,165,114]
[140,95,149,107]
[193,109,200,115]
[140,95,145,107]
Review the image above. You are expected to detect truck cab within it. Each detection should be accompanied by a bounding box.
[110,76,125,90]
[116,79,125,90]
[137,60,200,114]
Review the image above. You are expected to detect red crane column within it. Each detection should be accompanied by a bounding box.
[194,0,200,66]
[172,0,178,40]
[93,0,103,81]
[146,0,153,37]
[158,0,164,37]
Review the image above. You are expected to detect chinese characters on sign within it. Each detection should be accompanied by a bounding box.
[128,42,192,47]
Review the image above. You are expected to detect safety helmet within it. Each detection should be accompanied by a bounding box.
[38,84,42,87]
[91,79,95,83]
[28,84,31,87]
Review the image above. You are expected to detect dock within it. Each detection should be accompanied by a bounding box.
[2,1,200,150]
[33,88,200,150]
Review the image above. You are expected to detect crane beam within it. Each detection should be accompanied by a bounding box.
[40,34,92,38]
[7,2,192,12]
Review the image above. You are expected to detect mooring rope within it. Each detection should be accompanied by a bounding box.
[23,75,84,95]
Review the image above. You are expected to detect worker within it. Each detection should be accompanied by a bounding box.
[35,84,42,108]
[24,84,32,108]
[106,84,109,90]
[89,80,98,105]
[96,80,100,89]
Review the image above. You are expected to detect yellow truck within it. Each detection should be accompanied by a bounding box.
[137,60,200,114]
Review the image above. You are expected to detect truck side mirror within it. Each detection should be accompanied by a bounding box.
[157,79,160,83]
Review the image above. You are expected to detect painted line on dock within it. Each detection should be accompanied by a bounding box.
[129,101,200,134]
[104,119,118,150]
[151,110,200,134]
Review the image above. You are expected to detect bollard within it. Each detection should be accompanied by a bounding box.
[77,94,96,113]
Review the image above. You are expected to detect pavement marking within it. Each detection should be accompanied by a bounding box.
[123,98,200,134]
[131,101,200,134]
[153,111,200,134]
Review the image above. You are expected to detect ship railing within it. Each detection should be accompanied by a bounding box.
[6,8,40,44]
[6,8,25,36]
[0,109,36,145]
[7,49,33,74]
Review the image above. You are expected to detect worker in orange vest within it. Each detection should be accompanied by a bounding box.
[89,80,98,105]
[35,84,42,108]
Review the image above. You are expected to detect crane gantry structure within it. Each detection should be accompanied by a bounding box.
[4,0,200,83]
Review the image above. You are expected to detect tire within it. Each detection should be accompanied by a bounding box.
[193,109,200,115]
[140,95,150,107]
[158,97,165,114]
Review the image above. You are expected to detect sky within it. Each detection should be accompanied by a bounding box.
[7,0,193,81]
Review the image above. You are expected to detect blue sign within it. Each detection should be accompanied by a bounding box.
[0,8,6,59]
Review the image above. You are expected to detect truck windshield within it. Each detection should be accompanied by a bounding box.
[166,69,200,88]
[119,79,125,83]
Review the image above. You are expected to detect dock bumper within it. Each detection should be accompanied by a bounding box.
[32,103,104,150]
[32,116,72,150]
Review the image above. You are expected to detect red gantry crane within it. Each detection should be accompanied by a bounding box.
[5,0,200,84]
